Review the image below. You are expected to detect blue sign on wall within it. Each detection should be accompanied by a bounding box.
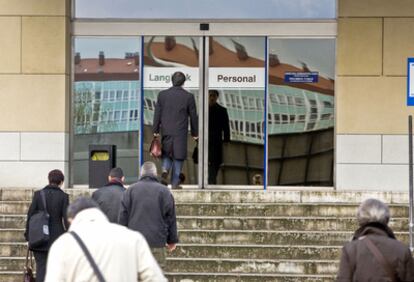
[284,72,319,83]
[407,58,414,106]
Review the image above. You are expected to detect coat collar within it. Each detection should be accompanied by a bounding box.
[352,222,396,240]
[69,208,109,231]
[104,179,124,188]
[139,175,160,182]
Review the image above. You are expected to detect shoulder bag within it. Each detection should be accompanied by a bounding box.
[28,190,50,248]
[362,236,398,282]
[70,231,106,282]
[149,137,162,158]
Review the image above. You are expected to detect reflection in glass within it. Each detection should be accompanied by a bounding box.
[73,37,141,185]
[267,39,335,186]
[208,37,265,185]
[143,36,200,185]
[75,0,336,20]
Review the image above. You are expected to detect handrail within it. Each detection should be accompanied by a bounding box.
[408,115,413,252]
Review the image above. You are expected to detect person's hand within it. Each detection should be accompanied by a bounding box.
[166,243,177,252]
[153,133,160,138]
[193,136,199,141]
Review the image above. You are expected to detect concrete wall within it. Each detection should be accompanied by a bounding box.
[336,0,414,190]
[0,1,70,187]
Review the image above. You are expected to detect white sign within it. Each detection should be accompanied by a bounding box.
[144,67,199,89]
[144,67,265,89]
[209,68,265,89]
[410,62,414,97]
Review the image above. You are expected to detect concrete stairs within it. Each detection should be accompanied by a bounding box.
[0,188,409,282]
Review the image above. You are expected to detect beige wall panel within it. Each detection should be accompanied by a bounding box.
[339,0,414,17]
[0,17,21,73]
[0,75,67,132]
[337,18,382,76]
[22,17,67,74]
[384,18,414,76]
[0,0,66,16]
[337,77,414,134]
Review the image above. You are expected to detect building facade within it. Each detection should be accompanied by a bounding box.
[0,0,413,191]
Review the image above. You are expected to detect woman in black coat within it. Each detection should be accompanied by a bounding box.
[24,169,69,282]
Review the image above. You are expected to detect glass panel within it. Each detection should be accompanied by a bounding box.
[267,39,335,186]
[73,37,141,185]
[143,36,200,185]
[208,37,266,185]
[75,0,336,19]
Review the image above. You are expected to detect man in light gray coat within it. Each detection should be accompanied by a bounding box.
[92,167,126,223]
[45,197,166,282]
[153,71,198,189]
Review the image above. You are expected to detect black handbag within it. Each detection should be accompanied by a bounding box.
[23,247,35,282]
[192,143,198,164]
[28,191,50,249]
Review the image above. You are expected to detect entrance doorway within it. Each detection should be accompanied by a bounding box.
[141,36,266,189]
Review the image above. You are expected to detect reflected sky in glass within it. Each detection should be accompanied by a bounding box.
[75,0,336,19]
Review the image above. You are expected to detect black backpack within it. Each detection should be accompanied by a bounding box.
[28,191,50,249]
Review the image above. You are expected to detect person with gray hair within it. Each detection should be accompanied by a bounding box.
[45,197,166,282]
[337,198,414,281]
[118,161,178,269]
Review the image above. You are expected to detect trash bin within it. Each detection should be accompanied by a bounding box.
[89,144,117,188]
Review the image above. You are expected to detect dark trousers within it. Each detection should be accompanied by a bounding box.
[208,162,220,184]
[33,251,48,282]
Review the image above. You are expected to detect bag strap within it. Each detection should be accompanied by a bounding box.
[25,247,33,269]
[362,236,397,282]
[69,231,106,282]
[40,190,49,216]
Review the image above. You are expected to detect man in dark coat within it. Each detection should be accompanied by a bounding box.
[118,161,178,270]
[208,90,230,184]
[92,167,126,223]
[153,71,198,189]
[337,198,414,281]
[25,169,69,282]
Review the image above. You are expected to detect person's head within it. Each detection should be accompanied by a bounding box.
[357,198,390,226]
[67,197,99,223]
[172,71,186,87]
[140,161,158,178]
[48,169,64,187]
[108,167,125,183]
[209,90,219,106]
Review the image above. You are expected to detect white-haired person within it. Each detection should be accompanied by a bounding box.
[337,198,414,281]
[45,197,166,282]
[119,161,178,270]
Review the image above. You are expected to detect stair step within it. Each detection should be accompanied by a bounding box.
[170,244,342,260]
[176,216,408,231]
[0,215,26,229]
[165,258,339,275]
[176,203,408,217]
[0,272,24,282]
[178,230,409,245]
[0,230,25,242]
[166,272,335,282]
[0,243,26,257]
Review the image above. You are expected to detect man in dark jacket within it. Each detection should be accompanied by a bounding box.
[208,90,230,184]
[337,198,414,281]
[153,71,198,189]
[118,161,178,269]
[92,167,126,223]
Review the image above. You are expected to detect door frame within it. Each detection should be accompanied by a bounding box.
[71,21,337,189]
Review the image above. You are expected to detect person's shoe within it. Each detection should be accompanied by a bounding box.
[172,185,183,190]
[161,171,168,186]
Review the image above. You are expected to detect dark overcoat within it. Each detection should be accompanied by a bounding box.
[208,103,230,165]
[118,175,178,248]
[25,185,69,251]
[337,222,414,281]
[91,180,126,223]
[153,86,198,160]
